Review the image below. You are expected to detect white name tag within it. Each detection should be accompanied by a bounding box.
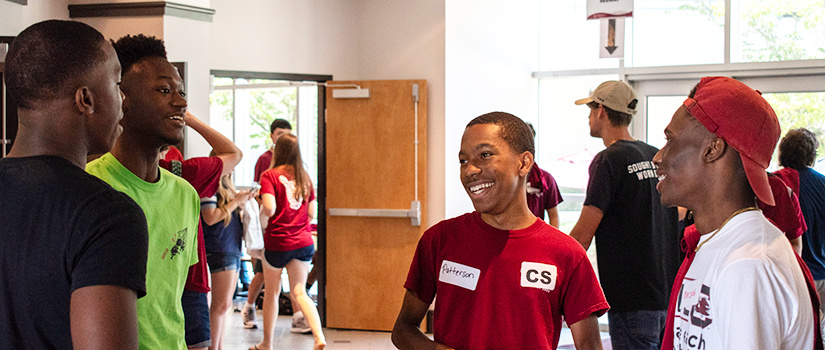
[520,262,557,290]
[438,260,480,291]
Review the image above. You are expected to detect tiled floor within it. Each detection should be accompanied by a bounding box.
[220,298,611,349]
[222,302,395,350]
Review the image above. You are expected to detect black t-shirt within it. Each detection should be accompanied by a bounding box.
[0,156,148,349]
[584,140,681,311]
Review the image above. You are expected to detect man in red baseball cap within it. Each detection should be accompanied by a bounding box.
[654,76,820,349]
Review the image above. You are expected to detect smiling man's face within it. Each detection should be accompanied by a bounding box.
[459,123,527,216]
[653,106,712,209]
[120,57,187,147]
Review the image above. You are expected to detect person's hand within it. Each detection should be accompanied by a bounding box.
[184,110,196,123]
[236,190,254,205]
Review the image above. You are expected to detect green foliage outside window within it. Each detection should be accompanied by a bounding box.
[681,0,825,161]
[208,78,299,151]
[245,85,297,151]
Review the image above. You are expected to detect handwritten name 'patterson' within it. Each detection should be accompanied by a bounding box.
[439,260,481,291]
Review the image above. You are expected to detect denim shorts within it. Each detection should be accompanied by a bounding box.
[264,245,315,269]
[206,252,241,273]
[181,290,211,348]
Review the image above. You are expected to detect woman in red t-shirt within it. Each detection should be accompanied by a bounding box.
[253,134,325,350]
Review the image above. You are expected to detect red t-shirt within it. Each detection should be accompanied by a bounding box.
[404,212,609,349]
[159,156,222,293]
[260,167,315,252]
[253,149,273,183]
[758,174,807,240]
[526,162,563,220]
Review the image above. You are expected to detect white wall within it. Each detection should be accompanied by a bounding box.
[352,0,446,227]
[209,0,360,79]
[165,16,213,157]
[444,0,540,218]
[0,0,70,35]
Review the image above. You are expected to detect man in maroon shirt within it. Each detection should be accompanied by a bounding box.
[392,112,607,350]
[253,119,292,183]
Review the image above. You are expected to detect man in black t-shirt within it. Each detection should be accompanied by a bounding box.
[569,80,680,350]
[0,20,148,349]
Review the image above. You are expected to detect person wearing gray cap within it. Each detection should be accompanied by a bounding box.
[570,81,681,350]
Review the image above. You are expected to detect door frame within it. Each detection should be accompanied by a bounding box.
[1,36,16,157]
[209,70,332,324]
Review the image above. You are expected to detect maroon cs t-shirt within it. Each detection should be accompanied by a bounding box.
[405,212,609,349]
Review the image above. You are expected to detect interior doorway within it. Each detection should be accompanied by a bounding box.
[208,70,331,322]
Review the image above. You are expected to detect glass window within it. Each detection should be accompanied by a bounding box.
[208,89,233,144]
[297,85,319,187]
[761,92,825,169]
[645,96,686,149]
[732,0,825,62]
[627,0,725,67]
[208,77,318,188]
[537,74,617,233]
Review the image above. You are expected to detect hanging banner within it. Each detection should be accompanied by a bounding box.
[587,0,633,20]
[599,18,625,58]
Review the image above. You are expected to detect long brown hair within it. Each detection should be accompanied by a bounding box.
[268,133,311,201]
[215,173,237,227]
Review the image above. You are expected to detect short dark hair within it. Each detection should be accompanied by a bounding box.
[779,128,819,170]
[4,20,107,109]
[587,101,633,127]
[270,118,293,133]
[111,34,167,74]
[587,100,638,126]
[526,122,537,138]
[688,83,699,99]
[466,112,534,156]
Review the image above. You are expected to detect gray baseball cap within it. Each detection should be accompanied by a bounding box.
[575,80,638,115]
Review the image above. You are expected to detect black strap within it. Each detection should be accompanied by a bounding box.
[170,160,182,177]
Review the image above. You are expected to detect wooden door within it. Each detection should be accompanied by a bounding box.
[325,80,427,331]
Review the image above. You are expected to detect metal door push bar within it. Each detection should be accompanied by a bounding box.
[328,201,421,226]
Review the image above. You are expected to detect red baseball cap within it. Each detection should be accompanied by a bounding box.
[683,76,780,206]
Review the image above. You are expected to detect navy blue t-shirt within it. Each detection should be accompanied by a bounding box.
[202,208,243,255]
[798,167,825,279]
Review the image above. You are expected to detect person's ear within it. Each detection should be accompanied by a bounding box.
[75,86,94,115]
[597,105,608,120]
[704,137,728,163]
[518,151,534,177]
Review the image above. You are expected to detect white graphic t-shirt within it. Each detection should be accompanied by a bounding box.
[673,211,814,349]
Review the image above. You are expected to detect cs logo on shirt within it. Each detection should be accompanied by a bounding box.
[520,262,557,291]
